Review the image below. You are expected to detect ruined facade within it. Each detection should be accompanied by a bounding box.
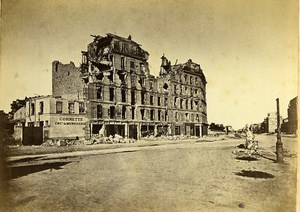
[80,33,208,139]
[52,61,85,100]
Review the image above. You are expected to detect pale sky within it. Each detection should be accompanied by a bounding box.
[1,0,298,129]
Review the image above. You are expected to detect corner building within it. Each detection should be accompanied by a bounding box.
[80,33,208,140]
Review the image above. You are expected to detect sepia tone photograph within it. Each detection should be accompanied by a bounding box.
[0,0,298,211]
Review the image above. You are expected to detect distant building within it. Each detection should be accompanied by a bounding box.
[80,33,208,139]
[264,112,282,133]
[287,96,298,135]
[0,110,9,130]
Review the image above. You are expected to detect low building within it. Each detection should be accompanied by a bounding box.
[20,95,86,145]
[287,96,298,135]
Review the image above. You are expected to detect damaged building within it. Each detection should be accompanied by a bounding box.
[80,33,208,140]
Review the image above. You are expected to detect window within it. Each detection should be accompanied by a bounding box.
[121,89,126,102]
[141,109,145,120]
[141,91,145,105]
[174,97,177,108]
[158,110,161,121]
[31,103,35,115]
[79,102,85,114]
[158,97,161,106]
[96,105,102,118]
[122,106,126,119]
[174,85,177,94]
[121,57,125,69]
[191,100,193,110]
[150,96,153,105]
[97,87,102,99]
[39,102,44,114]
[190,76,193,84]
[150,109,154,121]
[180,99,183,109]
[45,120,49,126]
[130,61,135,69]
[56,102,62,114]
[68,102,75,114]
[164,98,168,106]
[175,112,179,121]
[109,88,114,101]
[28,122,34,127]
[109,106,115,119]
[132,107,135,120]
[186,100,188,109]
[131,90,135,105]
[165,111,168,121]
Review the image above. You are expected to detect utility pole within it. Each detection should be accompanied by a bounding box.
[276,98,284,163]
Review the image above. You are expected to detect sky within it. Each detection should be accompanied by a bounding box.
[1,0,298,129]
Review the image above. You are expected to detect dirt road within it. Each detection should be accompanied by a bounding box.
[5,135,297,212]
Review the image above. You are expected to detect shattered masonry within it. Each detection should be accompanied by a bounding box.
[80,33,208,140]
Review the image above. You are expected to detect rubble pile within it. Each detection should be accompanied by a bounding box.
[283,149,297,158]
[41,138,85,147]
[91,134,136,145]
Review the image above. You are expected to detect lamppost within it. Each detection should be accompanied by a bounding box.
[276,98,284,163]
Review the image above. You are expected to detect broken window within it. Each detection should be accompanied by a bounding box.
[163,83,168,91]
[158,110,161,121]
[122,106,126,119]
[31,103,35,115]
[150,109,154,121]
[141,109,145,120]
[140,63,145,73]
[185,113,189,121]
[138,77,144,87]
[149,81,153,89]
[109,88,114,101]
[108,70,113,82]
[97,87,102,99]
[121,57,126,69]
[184,75,188,83]
[68,102,75,114]
[121,89,126,102]
[79,102,85,114]
[117,70,126,83]
[150,95,154,105]
[132,107,135,120]
[82,53,87,64]
[39,102,44,114]
[109,106,115,119]
[97,105,102,118]
[158,97,161,106]
[56,102,62,114]
[130,61,135,69]
[131,90,135,105]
